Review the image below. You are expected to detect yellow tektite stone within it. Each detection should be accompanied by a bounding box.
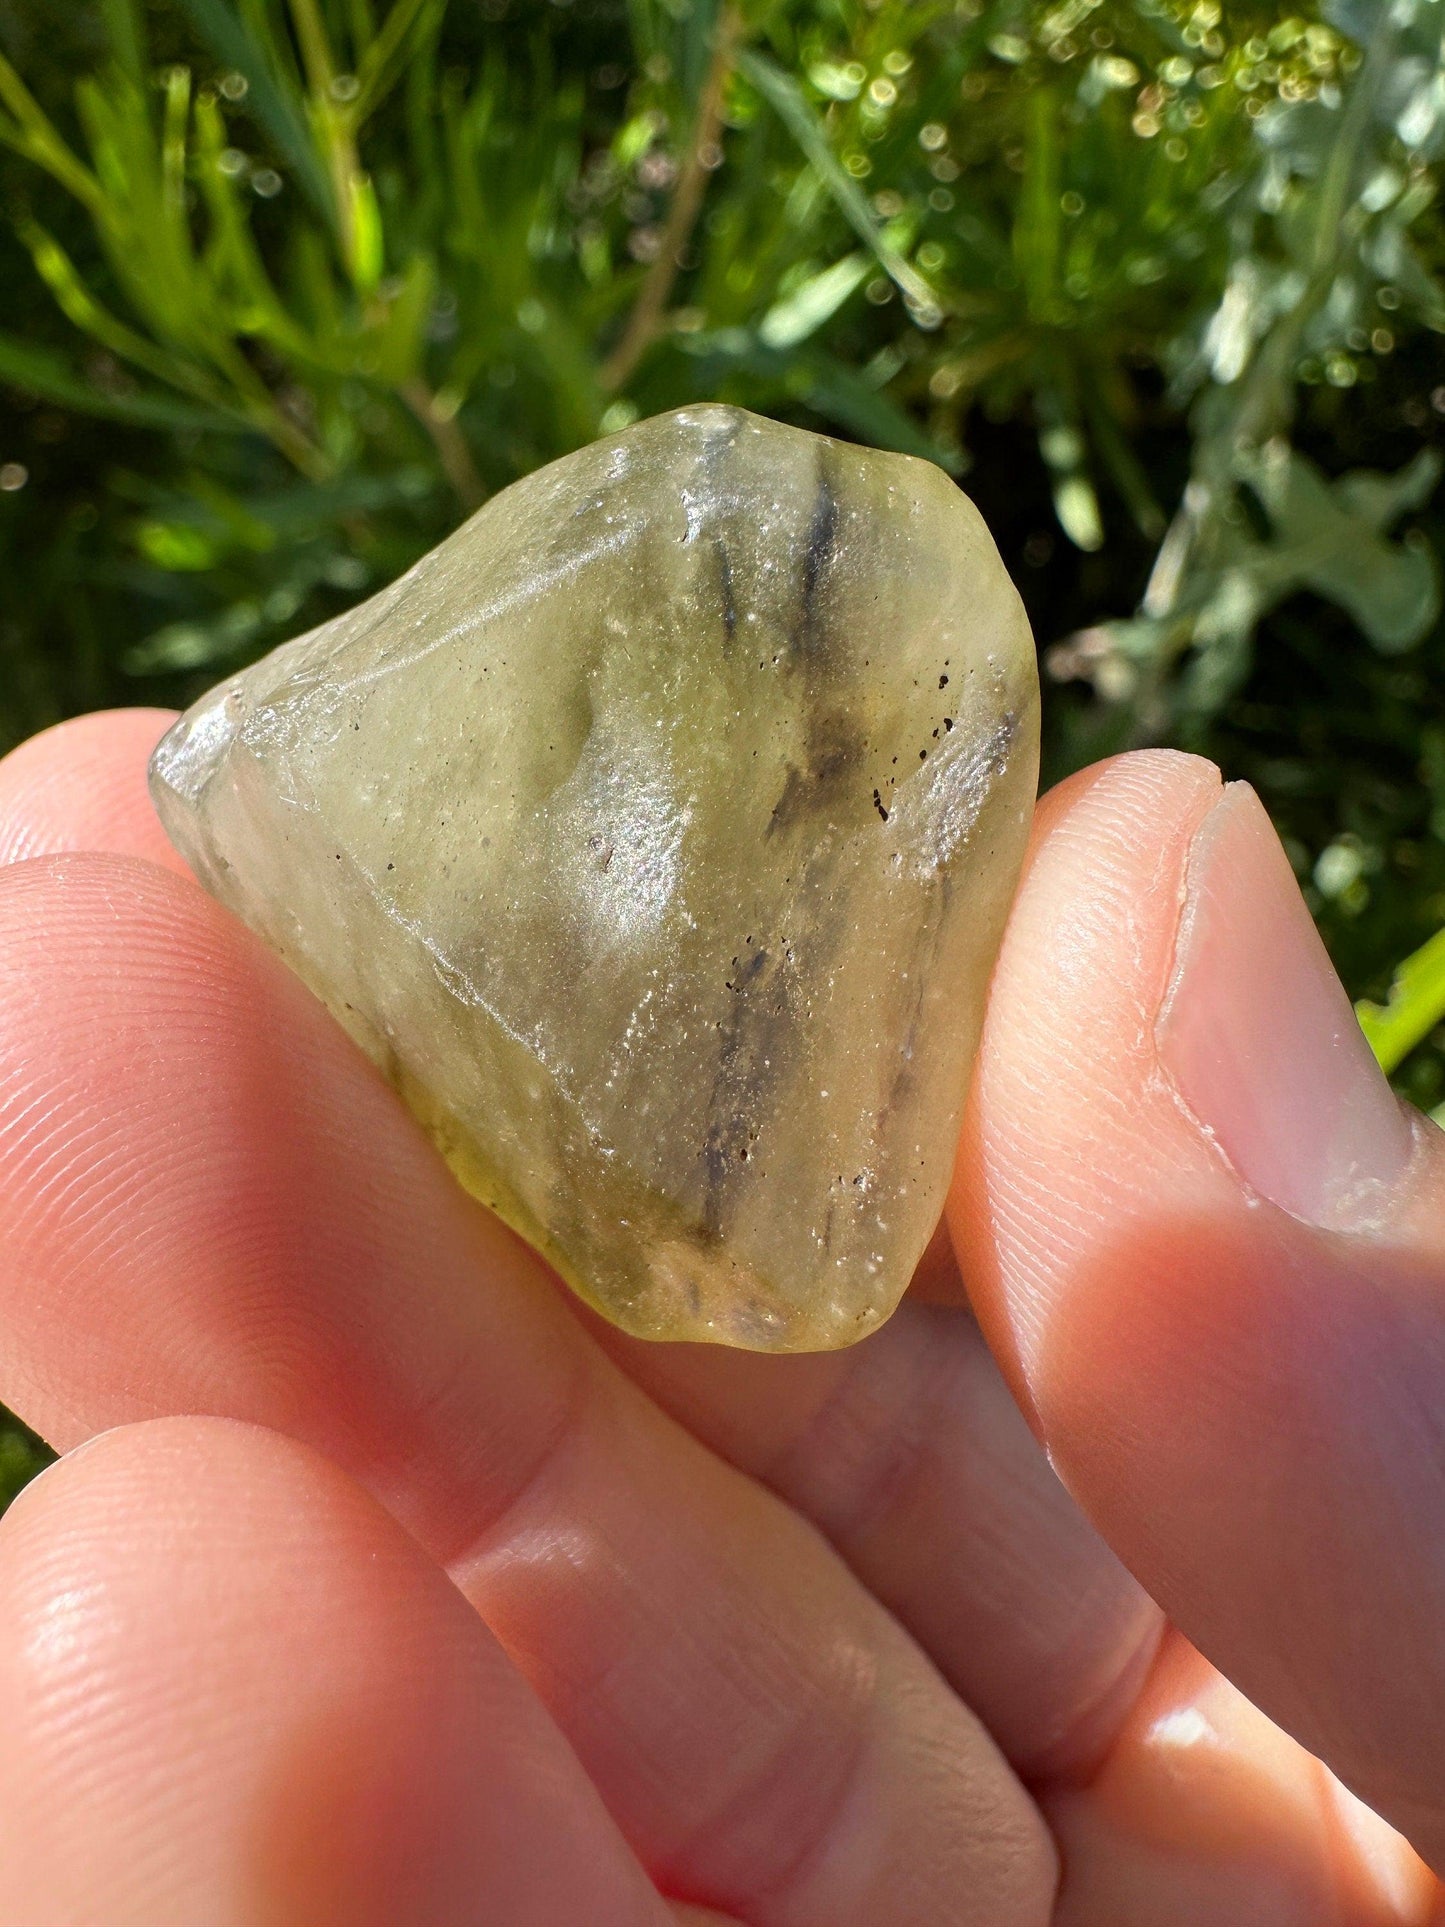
[150,406,1038,1350]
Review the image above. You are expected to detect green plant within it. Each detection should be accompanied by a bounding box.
[1073,0,1445,733]
[6,1,1436,725]
[1360,922,1445,1120]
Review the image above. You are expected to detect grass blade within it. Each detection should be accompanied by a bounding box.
[0,49,105,211]
[351,0,442,126]
[175,0,334,223]
[735,48,939,319]
[0,332,237,429]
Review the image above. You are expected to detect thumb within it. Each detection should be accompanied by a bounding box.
[952,750,1445,1867]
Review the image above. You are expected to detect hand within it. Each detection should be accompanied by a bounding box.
[0,711,1440,1925]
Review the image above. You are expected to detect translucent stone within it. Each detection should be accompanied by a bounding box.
[150,406,1038,1350]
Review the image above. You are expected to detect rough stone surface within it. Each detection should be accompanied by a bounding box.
[150,405,1038,1350]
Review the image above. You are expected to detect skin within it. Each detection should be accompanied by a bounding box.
[0,711,1441,1923]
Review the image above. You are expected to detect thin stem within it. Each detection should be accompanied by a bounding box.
[242,395,334,478]
[0,51,107,214]
[401,378,485,511]
[600,5,739,393]
[347,0,377,54]
[287,0,337,95]
[352,0,435,126]
[288,0,372,281]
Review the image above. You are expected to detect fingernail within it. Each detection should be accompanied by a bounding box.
[1156,782,1413,1232]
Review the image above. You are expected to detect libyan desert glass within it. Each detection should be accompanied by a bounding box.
[150,405,1038,1350]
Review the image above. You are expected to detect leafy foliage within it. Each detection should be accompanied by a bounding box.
[1075,1,1445,730]
[0,9,1426,663]
[0,1,1443,1173]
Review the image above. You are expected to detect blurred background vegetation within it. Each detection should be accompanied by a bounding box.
[1,0,1444,1492]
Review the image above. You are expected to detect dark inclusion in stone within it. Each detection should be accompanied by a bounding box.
[150,405,1039,1350]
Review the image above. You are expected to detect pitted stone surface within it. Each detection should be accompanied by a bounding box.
[151,406,1038,1349]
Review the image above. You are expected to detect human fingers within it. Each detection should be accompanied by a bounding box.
[0,1415,675,1927]
[0,847,1054,1927]
[7,715,1422,1919]
[589,1295,1160,1781]
[0,709,183,872]
[0,723,762,1927]
[1,708,1160,1788]
[1047,1633,1436,1926]
[6,708,1420,1924]
[953,749,1445,1870]
[617,755,1440,1920]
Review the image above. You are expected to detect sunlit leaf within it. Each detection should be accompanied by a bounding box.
[757,253,869,349]
[136,520,225,571]
[1358,926,1445,1074]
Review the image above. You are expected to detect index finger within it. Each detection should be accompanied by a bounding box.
[0,710,1159,1786]
[0,719,1053,1926]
